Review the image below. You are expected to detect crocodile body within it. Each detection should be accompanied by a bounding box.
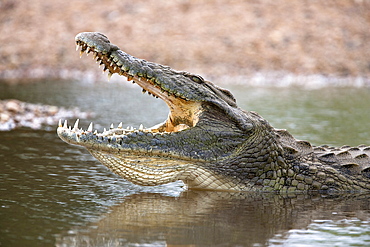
[57,32,370,192]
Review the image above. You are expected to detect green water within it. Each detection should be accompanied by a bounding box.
[0,79,369,246]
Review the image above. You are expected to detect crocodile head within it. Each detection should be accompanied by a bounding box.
[57,32,283,191]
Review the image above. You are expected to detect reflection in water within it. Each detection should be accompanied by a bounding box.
[271,218,370,246]
[1,80,370,246]
[56,191,370,246]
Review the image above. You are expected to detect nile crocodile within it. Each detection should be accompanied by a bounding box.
[57,32,370,193]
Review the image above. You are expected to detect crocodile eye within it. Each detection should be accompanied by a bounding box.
[191,75,204,83]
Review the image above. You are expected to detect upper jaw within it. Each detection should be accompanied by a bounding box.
[75,32,253,132]
[75,32,204,134]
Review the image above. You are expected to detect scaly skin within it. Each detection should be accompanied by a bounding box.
[57,32,370,192]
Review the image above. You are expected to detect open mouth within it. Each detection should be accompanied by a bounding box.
[56,32,254,190]
[61,34,204,138]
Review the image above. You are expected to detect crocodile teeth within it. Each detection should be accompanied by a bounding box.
[59,120,162,136]
[76,44,80,51]
[73,119,80,130]
[108,72,113,81]
[79,50,84,58]
[87,122,93,132]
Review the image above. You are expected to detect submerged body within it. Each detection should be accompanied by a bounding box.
[57,32,370,192]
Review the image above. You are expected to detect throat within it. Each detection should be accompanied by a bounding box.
[88,149,196,186]
[150,100,203,133]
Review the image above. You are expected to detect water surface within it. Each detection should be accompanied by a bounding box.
[0,79,369,246]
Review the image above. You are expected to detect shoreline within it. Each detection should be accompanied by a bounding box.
[1,1,370,83]
[1,68,369,89]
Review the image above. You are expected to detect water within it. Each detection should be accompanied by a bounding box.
[0,79,370,246]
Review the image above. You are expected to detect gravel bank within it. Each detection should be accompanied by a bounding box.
[1,0,370,85]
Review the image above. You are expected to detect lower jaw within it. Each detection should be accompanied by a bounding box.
[88,149,193,186]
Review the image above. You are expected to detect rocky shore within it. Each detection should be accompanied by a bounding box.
[1,0,370,82]
[0,99,91,131]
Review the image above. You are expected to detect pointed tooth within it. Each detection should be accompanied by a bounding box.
[94,130,98,135]
[63,120,68,128]
[86,47,91,54]
[58,119,62,127]
[104,128,107,133]
[139,124,144,130]
[110,123,114,129]
[130,126,134,131]
[73,119,80,130]
[79,50,84,58]
[87,122,93,132]
[118,122,123,128]
[93,53,98,59]
[76,44,80,51]
[127,75,133,81]
[108,72,113,81]
[110,61,114,67]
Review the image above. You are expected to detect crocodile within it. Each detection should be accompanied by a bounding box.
[57,32,370,193]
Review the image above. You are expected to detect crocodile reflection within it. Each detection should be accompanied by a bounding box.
[56,191,370,246]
